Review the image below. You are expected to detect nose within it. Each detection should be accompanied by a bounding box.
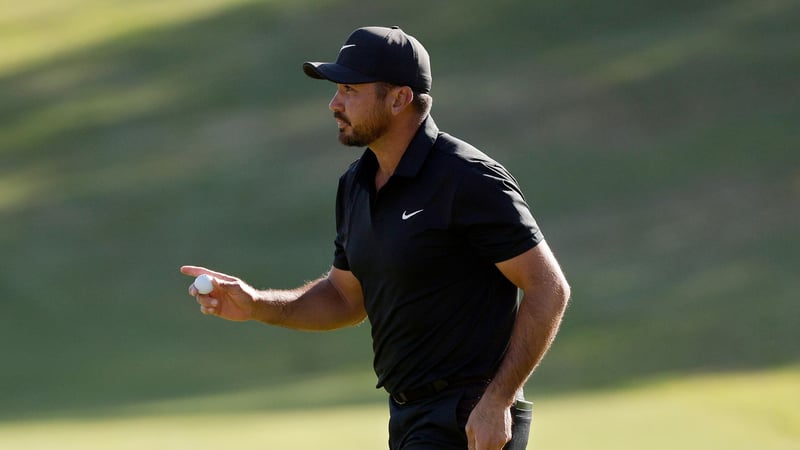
[329,90,343,112]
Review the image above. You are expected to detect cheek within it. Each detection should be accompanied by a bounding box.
[345,102,368,123]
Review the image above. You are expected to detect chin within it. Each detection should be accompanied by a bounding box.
[338,132,363,147]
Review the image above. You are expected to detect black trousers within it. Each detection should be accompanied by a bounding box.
[388,383,532,449]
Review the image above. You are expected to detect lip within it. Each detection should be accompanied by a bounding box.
[334,113,350,130]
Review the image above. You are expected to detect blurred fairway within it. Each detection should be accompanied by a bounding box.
[1,0,798,448]
[0,367,797,449]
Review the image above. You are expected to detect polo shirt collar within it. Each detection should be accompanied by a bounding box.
[392,115,439,178]
[357,116,439,185]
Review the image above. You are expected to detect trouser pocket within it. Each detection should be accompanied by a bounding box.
[456,387,533,449]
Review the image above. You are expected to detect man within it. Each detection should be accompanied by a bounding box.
[181,26,570,450]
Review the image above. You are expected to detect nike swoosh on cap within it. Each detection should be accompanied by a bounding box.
[339,44,356,52]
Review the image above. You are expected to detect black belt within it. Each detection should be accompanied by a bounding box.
[391,377,491,405]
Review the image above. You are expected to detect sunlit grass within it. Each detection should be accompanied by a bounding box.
[536,366,800,450]
[1,367,796,450]
[0,0,259,74]
[0,406,390,450]
[1,80,181,154]
[0,166,49,212]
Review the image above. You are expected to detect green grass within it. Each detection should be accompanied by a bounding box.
[0,406,390,450]
[536,366,800,450]
[1,1,799,446]
[0,366,796,449]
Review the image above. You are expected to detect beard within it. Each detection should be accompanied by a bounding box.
[335,105,391,147]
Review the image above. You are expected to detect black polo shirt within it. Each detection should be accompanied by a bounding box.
[333,116,543,395]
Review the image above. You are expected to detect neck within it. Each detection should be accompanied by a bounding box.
[370,115,423,190]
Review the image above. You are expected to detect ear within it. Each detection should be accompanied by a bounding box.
[389,86,415,115]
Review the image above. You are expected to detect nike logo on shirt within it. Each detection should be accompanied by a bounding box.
[402,209,424,220]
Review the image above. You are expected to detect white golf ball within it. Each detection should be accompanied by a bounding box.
[194,274,215,294]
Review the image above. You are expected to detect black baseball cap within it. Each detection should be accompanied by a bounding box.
[303,26,432,93]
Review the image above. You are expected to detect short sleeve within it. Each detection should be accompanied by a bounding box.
[452,161,543,263]
[332,174,350,271]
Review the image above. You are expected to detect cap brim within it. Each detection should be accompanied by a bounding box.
[303,62,378,85]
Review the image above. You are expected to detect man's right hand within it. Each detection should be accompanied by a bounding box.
[180,266,258,322]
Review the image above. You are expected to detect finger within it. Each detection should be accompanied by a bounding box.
[200,305,217,315]
[180,265,238,282]
[196,295,219,309]
[188,277,238,299]
[213,278,242,290]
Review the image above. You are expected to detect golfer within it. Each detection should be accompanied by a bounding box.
[182,26,570,450]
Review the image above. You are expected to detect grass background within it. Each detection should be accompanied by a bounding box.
[1,0,798,448]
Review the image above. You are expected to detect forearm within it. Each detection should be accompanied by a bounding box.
[252,275,366,331]
[485,283,569,404]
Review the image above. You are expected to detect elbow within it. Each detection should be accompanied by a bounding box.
[555,275,571,312]
[562,278,571,303]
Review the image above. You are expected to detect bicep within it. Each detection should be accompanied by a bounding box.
[495,240,568,294]
[327,266,367,323]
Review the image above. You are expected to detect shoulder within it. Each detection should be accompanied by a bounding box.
[430,132,520,190]
[431,132,487,163]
